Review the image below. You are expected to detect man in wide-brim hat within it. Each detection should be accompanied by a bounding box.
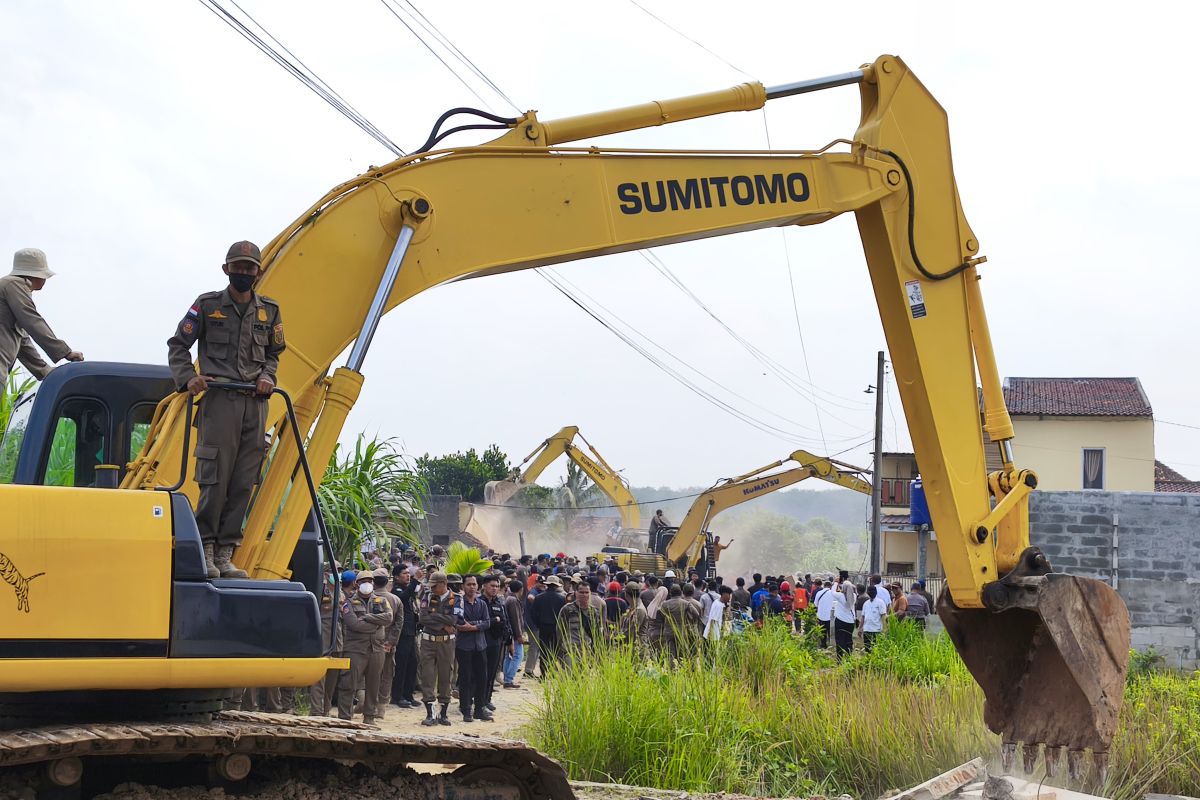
[0,248,83,379]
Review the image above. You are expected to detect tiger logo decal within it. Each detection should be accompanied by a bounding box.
[0,552,44,613]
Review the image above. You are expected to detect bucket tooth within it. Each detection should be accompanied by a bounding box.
[1001,741,1017,773]
[1022,743,1040,774]
[1067,750,1086,781]
[1092,752,1108,786]
[1043,745,1061,778]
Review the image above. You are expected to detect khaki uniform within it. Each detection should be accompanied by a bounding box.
[418,591,458,705]
[376,589,403,712]
[0,274,72,379]
[337,592,393,721]
[660,596,701,661]
[167,288,285,546]
[309,593,344,716]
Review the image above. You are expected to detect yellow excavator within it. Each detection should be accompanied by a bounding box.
[0,55,1129,793]
[609,449,873,577]
[484,425,640,529]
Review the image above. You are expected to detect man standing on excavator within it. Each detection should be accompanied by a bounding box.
[0,248,84,378]
[167,241,285,578]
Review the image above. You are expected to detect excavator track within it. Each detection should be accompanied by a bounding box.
[0,711,574,800]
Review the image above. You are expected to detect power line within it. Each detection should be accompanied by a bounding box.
[640,250,871,413]
[625,0,756,81]
[375,0,501,112]
[1160,419,1200,431]
[547,267,870,443]
[538,269,869,448]
[387,0,522,113]
[197,0,405,156]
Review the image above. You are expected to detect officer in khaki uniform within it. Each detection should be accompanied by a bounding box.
[372,567,403,717]
[167,241,284,578]
[338,571,393,723]
[417,572,457,726]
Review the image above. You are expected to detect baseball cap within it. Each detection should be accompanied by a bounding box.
[373,567,389,578]
[430,572,448,584]
[341,570,357,583]
[355,570,374,582]
[913,579,926,588]
[225,240,262,266]
[555,552,566,559]
[608,581,621,593]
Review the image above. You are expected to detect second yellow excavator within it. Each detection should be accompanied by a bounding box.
[484,425,640,529]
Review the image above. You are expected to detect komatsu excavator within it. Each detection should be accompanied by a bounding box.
[484,425,640,529]
[614,449,873,578]
[0,55,1129,794]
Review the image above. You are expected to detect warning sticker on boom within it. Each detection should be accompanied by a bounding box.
[905,280,927,319]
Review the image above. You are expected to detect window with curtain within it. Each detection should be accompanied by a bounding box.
[1082,448,1105,490]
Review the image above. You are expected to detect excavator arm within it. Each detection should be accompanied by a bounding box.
[664,450,871,568]
[124,55,1128,766]
[484,426,640,529]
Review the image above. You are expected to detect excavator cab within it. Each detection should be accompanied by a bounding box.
[0,362,332,727]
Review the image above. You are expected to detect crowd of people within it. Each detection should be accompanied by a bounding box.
[227,545,937,725]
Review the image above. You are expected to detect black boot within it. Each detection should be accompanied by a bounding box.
[476,706,494,722]
[420,702,436,727]
[437,703,451,726]
[461,705,474,723]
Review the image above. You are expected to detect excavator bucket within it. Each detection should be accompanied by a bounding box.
[939,572,1130,779]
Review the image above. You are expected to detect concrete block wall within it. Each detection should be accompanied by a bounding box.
[1029,491,1200,669]
[416,494,462,546]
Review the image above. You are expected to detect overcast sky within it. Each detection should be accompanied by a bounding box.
[2,0,1197,490]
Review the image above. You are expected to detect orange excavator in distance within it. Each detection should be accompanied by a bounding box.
[0,55,1129,795]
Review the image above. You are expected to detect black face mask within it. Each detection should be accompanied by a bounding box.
[228,273,256,293]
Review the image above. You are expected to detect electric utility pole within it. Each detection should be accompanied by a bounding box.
[869,350,885,574]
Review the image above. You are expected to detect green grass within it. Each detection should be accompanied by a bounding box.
[525,620,1200,800]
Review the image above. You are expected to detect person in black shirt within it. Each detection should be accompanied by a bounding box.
[481,575,510,712]
[531,575,567,668]
[391,565,421,708]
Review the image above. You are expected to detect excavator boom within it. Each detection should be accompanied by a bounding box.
[484,426,640,529]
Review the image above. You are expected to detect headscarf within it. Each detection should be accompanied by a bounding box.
[646,585,669,619]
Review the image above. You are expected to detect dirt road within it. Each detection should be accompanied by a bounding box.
[373,676,541,740]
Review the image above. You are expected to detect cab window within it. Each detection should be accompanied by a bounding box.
[0,391,36,484]
[128,402,156,470]
[43,398,110,487]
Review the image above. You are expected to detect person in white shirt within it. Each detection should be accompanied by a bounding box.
[704,585,732,641]
[860,585,889,652]
[813,580,835,648]
[870,575,891,606]
[832,571,858,659]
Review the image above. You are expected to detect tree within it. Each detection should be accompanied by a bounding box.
[415,444,510,501]
[318,434,427,566]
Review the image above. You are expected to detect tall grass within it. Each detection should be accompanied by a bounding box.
[526,621,1200,799]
